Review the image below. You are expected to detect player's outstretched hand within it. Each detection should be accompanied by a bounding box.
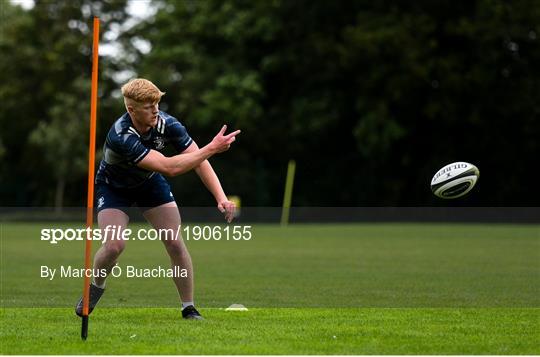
[210,125,241,153]
[218,200,236,223]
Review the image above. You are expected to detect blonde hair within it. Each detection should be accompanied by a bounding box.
[121,78,165,106]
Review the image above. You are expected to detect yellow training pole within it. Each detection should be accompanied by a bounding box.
[280,160,296,226]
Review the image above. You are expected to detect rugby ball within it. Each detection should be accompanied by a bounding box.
[431,162,480,199]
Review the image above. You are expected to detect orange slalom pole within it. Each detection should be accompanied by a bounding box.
[82,16,99,340]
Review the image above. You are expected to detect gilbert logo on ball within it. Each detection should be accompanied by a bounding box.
[431,162,480,199]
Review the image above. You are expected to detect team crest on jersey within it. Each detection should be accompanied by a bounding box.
[154,137,165,150]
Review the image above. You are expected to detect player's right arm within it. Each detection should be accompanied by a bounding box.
[137,125,240,177]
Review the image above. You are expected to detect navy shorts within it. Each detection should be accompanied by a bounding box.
[96,173,175,213]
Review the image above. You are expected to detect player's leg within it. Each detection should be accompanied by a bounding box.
[92,208,130,286]
[137,174,202,319]
[143,202,193,300]
[76,182,132,317]
[142,202,202,319]
[75,208,129,316]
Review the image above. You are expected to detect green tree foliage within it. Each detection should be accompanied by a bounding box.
[1,0,539,206]
[129,0,540,206]
[28,79,90,211]
[0,138,5,160]
[339,1,540,205]
[0,0,128,207]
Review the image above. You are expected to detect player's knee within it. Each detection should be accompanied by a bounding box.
[105,241,125,257]
[159,229,176,243]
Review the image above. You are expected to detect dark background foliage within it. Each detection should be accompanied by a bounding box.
[1,0,538,207]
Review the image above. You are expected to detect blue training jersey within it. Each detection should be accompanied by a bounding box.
[95,111,192,188]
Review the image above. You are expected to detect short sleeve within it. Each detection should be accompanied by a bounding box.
[167,119,193,153]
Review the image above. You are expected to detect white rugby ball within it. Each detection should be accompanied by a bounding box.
[431,162,480,199]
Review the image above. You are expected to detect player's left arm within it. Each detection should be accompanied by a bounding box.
[183,141,236,223]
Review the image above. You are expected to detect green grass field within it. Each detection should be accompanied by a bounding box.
[1,222,539,354]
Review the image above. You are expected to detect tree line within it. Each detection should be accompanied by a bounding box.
[1,0,539,207]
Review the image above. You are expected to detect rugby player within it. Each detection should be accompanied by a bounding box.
[76,78,240,320]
